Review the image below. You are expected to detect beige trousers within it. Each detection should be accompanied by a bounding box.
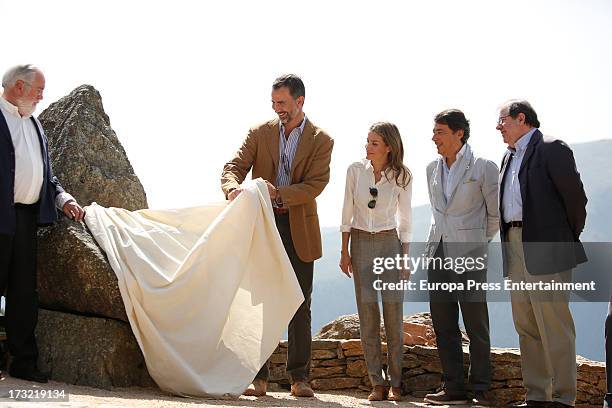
[506,227,576,406]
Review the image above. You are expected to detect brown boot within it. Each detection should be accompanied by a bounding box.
[290,381,315,397]
[387,387,402,401]
[368,385,387,401]
[243,379,267,397]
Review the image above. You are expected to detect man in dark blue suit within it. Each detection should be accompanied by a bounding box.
[0,64,84,383]
[498,100,587,408]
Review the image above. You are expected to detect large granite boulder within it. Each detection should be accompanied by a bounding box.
[36,309,154,389]
[36,85,146,320]
[32,85,151,388]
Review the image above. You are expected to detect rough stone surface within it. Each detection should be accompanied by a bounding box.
[267,338,604,406]
[315,312,442,346]
[37,218,127,321]
[311,349,337,360]
[36,85,147,320]
[311,366,345,379]
[38,84,147,211]
[32,86,152,390]
[402,373,441,391]
[310,378,362,390]
[346,360,367,377]
[314,314,361,340]
[489,387,526,406]
[36,309,154,389]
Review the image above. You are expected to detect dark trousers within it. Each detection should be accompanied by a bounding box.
[428,242,491,393]
[255,212,313,383]
[605,297,612,406]
[0,203,40,371]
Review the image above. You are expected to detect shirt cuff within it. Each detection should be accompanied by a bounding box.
[340,225,352,233]
[399,231,413,243]
[55,192,75,211]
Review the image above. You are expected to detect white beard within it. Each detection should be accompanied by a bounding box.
[16,99,37,117]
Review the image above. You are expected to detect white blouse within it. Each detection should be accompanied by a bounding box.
[340,160,413,243]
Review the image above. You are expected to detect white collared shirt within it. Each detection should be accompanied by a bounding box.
[441,143,467,202]
[0,96,74,208]
[0,96,44,204]
[502,128,537,223]
[340,159,413,242]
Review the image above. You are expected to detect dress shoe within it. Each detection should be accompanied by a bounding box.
[387,386,402,401]
[290,381,314,398]
[9,366,49,383]
[509,401,551,407]
[367,385,387,401]
[243,378,267,396]
[472,391,491,406]
[424,389,468,405]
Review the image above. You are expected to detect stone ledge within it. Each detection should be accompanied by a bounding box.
[269,340,605,406]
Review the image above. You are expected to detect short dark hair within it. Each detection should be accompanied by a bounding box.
[434,109,470,144]
[272,74,305,99]
[504,100,540,128]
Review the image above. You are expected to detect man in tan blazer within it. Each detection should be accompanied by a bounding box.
[221,74,333,398]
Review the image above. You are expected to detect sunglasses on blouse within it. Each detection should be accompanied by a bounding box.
[368,187,378,209]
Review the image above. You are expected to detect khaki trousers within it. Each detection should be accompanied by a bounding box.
[506,227,576,406]
[350,229,404,388]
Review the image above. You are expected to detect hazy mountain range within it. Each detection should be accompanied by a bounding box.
[311,139,612,361]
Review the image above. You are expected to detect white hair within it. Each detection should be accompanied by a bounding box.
[2,64,40,89]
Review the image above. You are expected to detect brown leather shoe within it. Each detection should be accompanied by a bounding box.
[368,385,387,401]
[243,379,267,397]
[290,381,314,398]
[387,386,402,401]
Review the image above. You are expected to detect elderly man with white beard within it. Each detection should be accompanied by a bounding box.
[0,64,84,382]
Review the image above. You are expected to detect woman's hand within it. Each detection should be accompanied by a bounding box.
[339,252,353,278]
[399,242,411,280]
[399,264,411,281]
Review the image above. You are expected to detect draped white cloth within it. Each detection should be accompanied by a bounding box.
[84,179,304,397]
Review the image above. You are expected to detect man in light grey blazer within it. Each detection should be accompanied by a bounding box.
[423,109,499,406]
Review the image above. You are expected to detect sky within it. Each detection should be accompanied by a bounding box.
[1,0,611,227]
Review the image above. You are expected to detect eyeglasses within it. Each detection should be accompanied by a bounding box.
[22,81,44,97]
[368,187,378,209]
[497,115,512,126]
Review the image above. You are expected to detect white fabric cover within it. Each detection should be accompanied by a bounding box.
[84,179,304,397]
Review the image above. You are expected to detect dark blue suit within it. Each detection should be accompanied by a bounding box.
[0,111,64,235]
[0,108,65,373]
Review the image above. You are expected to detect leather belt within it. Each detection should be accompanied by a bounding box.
[505,220,523,229]
[351,228,396,235]
[273,207,289,215]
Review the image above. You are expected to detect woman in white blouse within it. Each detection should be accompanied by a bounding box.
[340,122,413,401]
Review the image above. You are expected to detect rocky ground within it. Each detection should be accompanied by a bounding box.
[0,375,478,408]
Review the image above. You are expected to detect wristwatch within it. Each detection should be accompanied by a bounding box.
[274,187,283,206]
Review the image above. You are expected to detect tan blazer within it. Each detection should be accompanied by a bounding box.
[221,118,334,262]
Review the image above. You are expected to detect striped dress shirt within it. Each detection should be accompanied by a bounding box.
[276,116,307,187]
